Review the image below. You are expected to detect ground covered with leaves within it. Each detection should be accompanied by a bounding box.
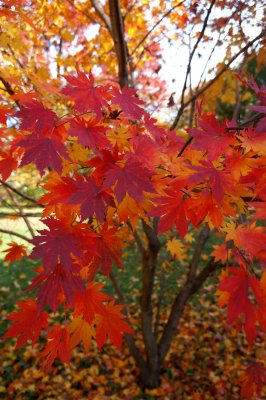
[0,258,265,400]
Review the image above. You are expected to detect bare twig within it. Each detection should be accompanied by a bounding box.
[109,270,130,314]
[158,259,222,364]
[178,0,216,120]
[0,212,42,218]
[131,1,185,56]
[154,269,166,338]
[187,226,210,281]
[0,180,43,205]
[109,270,149,377]
[91,0,112,33]
[5,187,35,238]
[127,220,145,254]
[0,228,32,243]
[0,76,20,108]
[171,31,265,130]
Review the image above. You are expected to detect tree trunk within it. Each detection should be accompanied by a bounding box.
[139,363,161,389]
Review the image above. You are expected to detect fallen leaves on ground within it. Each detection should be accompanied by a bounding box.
[1,280,265,399]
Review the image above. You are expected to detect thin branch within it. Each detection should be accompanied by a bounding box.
[91,0,112,33]
[187,226,210,281]
[154,269,166,338]
[0,180,43,205]
[178,0,216,119]
[0,212,42,218]
[5,187,35,238]
[158,259,222,364]
[170,30,265,130]
[109,271,128,311]
[109,0,129,87]
[177,136,193,157]
[109,271,148,375]
[0,76,20,108]
[0,228,32,243]
[178,111,264,158]
[226,113,264,130]
[131,1,185,56]
[127,220,145,254]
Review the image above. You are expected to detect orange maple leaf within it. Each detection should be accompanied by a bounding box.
[69,316,95,352]
[3,241,27,264]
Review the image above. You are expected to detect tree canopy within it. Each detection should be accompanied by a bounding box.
[0,0,266,397]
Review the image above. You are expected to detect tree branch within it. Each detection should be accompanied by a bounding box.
[91,0,112,33]
[158,259,222,364]
[187,226,210,281]
[5,187,35,238]
[127,220,145,254]
[109,0,129,87]
[131,1,185,56]
[0,76,20,108]
[109,271,128,312]
[109,270,149,375]
[170,30,265,130]
[0,228,32,243]
[178,0,216,120]
[0,212,42,218]
[0,180,43,205]
[154,269,166,338]
[140,219,160,370]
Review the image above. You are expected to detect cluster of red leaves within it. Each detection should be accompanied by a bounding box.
[1,71,266,396]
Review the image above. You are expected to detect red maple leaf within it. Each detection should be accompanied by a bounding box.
[233,224,266,262]
[88,149,120,182]
[96,223,123,275]
[41,325,71,371]
[0,151,18,181]
[218,267,262,343]
[61,70,110,118]
[103,157,154,203]
[67,177,114,222]
[30,218,85,273]
[189,112,233,160]
[73,282,110,324]
[4,299,49,348]
[41,174,114,222]
[239,362,266,400]
[15,101,57,132]
[68,117,111,151]
[149,181,188,235]
[188,160,234,204]
[144,115,168,143]
[3,242,27,264]
[96,300,133,348]
[17,132,69,175]
[249,202,266,220]
[27,264,84,311]
[0,105,11,124]
[186,190,223,228]
[111,86,146,120]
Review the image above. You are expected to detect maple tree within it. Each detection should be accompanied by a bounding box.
[0,0,266,396]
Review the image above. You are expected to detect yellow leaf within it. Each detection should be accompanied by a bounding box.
[166,238,187,262]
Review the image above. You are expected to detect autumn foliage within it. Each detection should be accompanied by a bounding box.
[0,0,266,397]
